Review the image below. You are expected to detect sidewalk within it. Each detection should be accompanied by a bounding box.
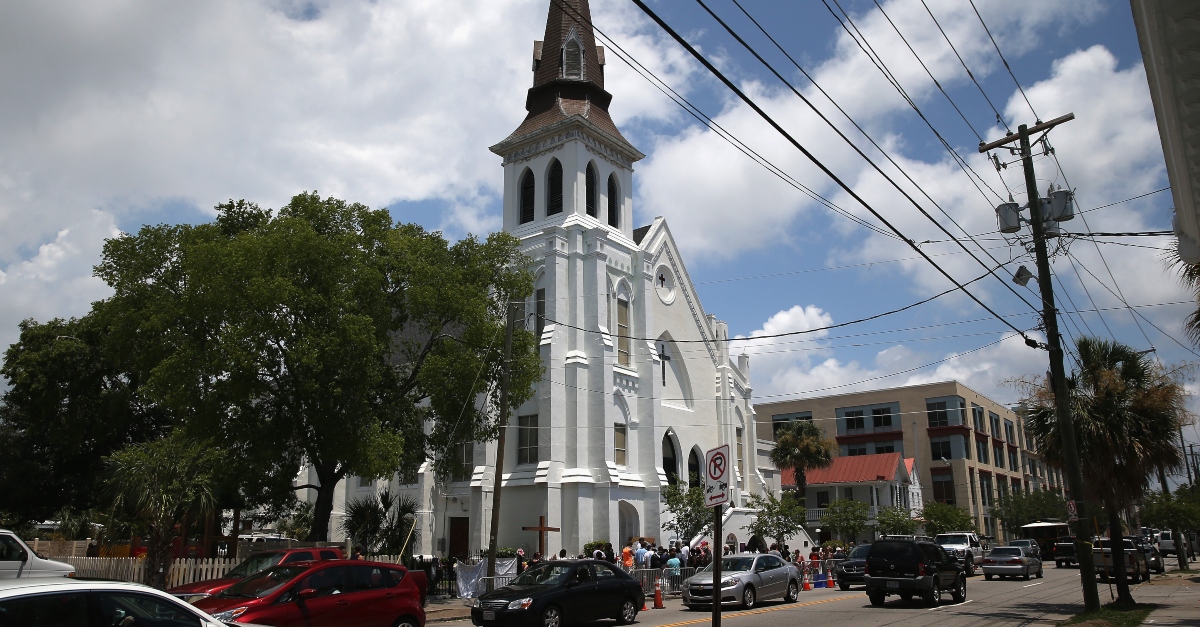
[1129,568,1199,627]
[425,597,473,623]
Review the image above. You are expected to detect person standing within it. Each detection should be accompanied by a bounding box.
[622,543,634,571]
[634,542,647,568]
[679,543,690,566]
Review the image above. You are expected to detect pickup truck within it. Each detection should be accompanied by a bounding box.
[1158,530,1196,559]
[1053,535,1077,568]
[1093,538,1149,582]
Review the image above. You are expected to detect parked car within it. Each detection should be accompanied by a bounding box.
[1053,535,1077,568]
[1006,539,1041,559]
[834,545,871,590]
[472,560,644,627]
[1158,530,1196,558]
[194,560,425,627]
[682,553,798,610]
[1094,538,1150,582]
[0,577,227,626]
[169,546,343,603]
[981,546,1043,580]
[1128,537,1165,575]
[934,532,984,576]
[0,530,75,579]
[863,538,966,607]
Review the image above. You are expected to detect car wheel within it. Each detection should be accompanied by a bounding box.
[616,598,638,625]
[923,582,941,607]
[899,593,912,602]
[984,574,993,581]
[951,575,966,603]
[394,618,419,627]
[542,606,562,627]
[741,586,756,609]
[838,582,850,591]
[1023,569,1031,581]
[966,556,976,576]
[1056,561,1062,568]
[1036,567,1044,579]
[785,581,799,603]
[868,592,885,606]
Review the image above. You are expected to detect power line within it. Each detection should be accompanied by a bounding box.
[967,0,1038,121]
[686,0,1041,325]
[1065,251,1116,339]
[918,0,1010,131]
[1077,187,1170,215]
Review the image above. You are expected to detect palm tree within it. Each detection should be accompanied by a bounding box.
[341,488,419,556]
[105,432,222,589]
[1020,336,1186,604]
[769,419,835,496]
[1170,250,1200,346]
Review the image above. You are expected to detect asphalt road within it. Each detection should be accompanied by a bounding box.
[446,564,1139,627]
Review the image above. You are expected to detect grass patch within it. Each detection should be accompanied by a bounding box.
[1059,603,1157,627]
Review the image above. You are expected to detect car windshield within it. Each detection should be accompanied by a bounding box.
[510,563,574,586]
[220,565,308,599]
[224,552,285,579]
[989,548,1022,557]
[869,541,918,560]
[699,557,756,572]
[935,534,969,545]
[849,545,871,558]
[1096,539,1135,550]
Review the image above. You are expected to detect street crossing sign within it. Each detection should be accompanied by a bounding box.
[704,445,731,507]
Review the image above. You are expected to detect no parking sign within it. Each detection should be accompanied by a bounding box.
[704,445,731,507]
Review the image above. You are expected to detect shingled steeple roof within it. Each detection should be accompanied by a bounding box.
[491,0,637,156]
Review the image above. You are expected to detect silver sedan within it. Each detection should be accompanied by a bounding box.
[982,546,1043,580]
[682,554,800,609]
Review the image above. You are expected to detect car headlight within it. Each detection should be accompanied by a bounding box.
[507,598,534,610]
[211,607,248,622]
[721,579,738,588]
[472,598,482,608]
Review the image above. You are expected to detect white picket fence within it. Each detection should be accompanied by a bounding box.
[61,557,240,588]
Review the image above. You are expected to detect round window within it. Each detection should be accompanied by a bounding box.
[654,266,676,304]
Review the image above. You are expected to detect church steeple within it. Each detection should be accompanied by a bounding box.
[493,0,634,150]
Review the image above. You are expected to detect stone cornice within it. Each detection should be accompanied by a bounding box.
[490,116,644,168]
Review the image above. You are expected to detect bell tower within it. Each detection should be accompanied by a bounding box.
[489,0,644,240]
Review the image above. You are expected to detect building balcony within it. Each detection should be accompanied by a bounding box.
[807,506,878,523]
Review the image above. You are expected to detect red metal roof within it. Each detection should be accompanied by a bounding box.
[781,452,903,486]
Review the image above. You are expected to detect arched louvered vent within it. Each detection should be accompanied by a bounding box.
[546,159,563,215]
[585,162,597,217]
[520,169,535,224]
[607,173,620,227]
[564,38,583,80]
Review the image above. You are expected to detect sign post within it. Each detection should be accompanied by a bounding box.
[705,445,730,627]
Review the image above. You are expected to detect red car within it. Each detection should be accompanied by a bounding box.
[169,547,344,604]
[194,560,426,627]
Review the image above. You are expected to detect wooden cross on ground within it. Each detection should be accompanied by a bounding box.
[522,516,560,557]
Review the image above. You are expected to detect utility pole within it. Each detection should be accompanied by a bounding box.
[486,303,517,581]
[1181,428,1193,485]
[980,113,1099,612]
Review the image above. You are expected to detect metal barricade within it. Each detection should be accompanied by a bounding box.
[474,576,515,596]
[630,567,698,597]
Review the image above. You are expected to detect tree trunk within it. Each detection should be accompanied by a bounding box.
[1108,507,1134,604]
[306,464,341,542]
[1174,530,1188,571]
[202,510,214,559]
[231,508,241,559]
[145,526,173,590]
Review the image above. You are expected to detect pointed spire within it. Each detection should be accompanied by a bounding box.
[533,0,604,90]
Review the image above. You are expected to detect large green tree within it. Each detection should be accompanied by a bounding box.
[769,420,835,494]
[821,498,869,543]
[97,194,540,540]
[920,502,975,537]
[0,314,172,523]
[875,505,918,536]
[1019,336,1187,604]
[743,491,806,547]
[990,489,1069,536]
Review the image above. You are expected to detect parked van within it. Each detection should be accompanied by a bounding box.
[0,529,76,578]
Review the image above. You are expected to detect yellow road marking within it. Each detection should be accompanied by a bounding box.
[649,595,860,627]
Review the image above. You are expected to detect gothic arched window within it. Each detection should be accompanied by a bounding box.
[546,159,563,215]
[607,173,620,227]
[519,169,535,224]
[564,38,583,80]
[662,433,679,485]
[687,449,701,486]
[585,162,598,217]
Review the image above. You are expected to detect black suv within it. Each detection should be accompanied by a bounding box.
[864,539,966,607]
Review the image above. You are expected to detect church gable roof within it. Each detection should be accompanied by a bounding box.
[638,217,723,366]
[632,224,651,244]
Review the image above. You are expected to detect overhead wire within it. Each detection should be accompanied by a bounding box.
[967,0,1038,120]
[1066,251,1116,339]
[687,0,1042,325]
[918,0,1010,132]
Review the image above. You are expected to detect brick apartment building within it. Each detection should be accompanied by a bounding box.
[755,381,1068,540]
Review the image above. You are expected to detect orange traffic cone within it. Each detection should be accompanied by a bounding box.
[654,579,665,609]
[802,572,811,591]
[642,596,650,611]
[825,573,835,588]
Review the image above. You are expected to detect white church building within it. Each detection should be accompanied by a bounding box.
[300,0,791,558]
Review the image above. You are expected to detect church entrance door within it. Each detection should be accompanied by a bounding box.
[618,501,640,546]
[448,517,470,559]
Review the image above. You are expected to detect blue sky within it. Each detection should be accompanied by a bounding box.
[0,0,1194,455]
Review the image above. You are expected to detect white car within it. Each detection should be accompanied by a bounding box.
[0,530,75,579]
[0,577,256,626]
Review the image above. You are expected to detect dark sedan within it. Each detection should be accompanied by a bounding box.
[834,545,871,590]
[471,560,644,627]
